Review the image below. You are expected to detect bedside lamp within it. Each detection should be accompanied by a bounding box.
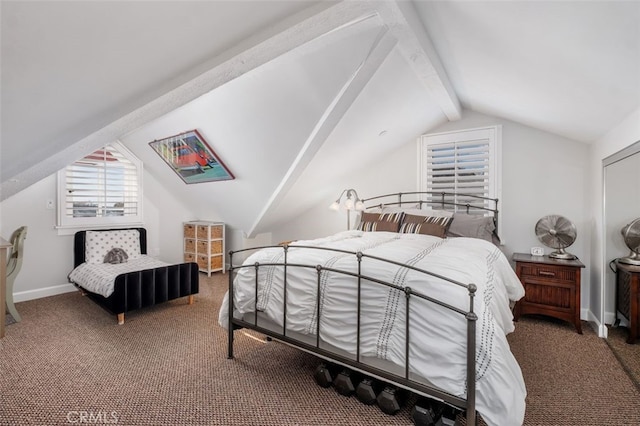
[330,188,364,229]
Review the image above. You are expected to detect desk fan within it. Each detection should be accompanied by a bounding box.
[534,215,577,260]
[618,218,640,266]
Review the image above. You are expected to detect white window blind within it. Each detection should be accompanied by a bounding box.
[57,141,143,229]
[419,126,501,214]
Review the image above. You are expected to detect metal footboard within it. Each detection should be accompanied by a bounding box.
[226,244,478,425]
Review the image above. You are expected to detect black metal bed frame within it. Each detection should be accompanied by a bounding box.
[226,192,500,425]
[361,190,499,232]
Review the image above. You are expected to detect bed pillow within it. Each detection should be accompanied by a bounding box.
[399,214,453,238]
[357,212,404,232]
[85,229,142,264]
[103,247,129,264]
[446,213,496,242]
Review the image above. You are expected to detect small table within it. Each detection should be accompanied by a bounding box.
[512,253,585,334]
[614,261,640,344]
[1,237,11,338]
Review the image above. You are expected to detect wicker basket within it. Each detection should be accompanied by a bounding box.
[197,225,209,239]
[197,240,209,253]
[197,255,208,270]
[211,225,223,239]
[184,239,195,253]
[211,255,223,270]
[184,224,196,239]
[211,240,223,254]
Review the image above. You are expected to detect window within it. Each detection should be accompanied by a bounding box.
[57,141,143,230]
[418,125,502,219]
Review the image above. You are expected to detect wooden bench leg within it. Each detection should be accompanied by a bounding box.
[188,295,194,305]
[117,313,124,325]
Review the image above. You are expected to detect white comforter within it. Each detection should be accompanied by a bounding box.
[68,256,170,297]
[218,231,526,426]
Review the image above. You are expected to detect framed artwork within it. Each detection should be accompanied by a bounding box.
[149,130,234,184]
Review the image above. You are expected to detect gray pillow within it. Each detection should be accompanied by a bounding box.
[447,213,497,243]
[103,247,129,264]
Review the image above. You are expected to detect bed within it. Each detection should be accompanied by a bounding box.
[69,228,199,324]
[219,192,526,426]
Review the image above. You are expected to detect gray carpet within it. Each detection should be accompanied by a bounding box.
[1,274,639,425]
[605,324,640,391]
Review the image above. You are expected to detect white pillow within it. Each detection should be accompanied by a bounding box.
[85,229,142,264]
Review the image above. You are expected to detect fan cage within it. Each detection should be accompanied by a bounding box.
[535,215,577,260]
[618,218,640,266]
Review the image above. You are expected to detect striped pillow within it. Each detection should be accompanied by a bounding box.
[357,212,404,232]
[399,214,453,238]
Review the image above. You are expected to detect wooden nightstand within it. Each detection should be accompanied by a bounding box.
[512,253,585,334]
[614,261,640,344]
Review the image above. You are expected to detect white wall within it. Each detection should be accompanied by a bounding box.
[428,111,590,263]
[271,139,417,243]
[273,109,593,317]
[589,107,640,335]
[0,169,197,302]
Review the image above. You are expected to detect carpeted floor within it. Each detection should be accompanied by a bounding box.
[605,325,640,391]
[1,273,639,426]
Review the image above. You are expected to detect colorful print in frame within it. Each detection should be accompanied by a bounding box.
[149,130,234,184]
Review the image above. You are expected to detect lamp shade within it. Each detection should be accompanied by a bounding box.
[344,197,355,210]
[329,188,364,231]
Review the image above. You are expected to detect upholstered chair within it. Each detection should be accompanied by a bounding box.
[6,226,27,322]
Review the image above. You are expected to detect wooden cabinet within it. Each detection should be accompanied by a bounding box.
[614,261,640,344]
[183,221,225,276]
[513,253,585,334]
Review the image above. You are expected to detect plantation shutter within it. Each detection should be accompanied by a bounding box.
[420,126,500,213]
[58,142,143,228]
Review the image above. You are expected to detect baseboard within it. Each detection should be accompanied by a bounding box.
[582,308,608,338]
[13,283,77,303]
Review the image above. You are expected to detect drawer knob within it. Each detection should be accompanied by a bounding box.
[539,270,556,277]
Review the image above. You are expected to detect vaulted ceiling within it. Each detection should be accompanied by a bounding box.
[2,1,639,236]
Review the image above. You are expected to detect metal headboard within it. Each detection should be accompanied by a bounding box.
[361,191,499,234]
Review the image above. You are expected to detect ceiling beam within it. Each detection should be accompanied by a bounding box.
[246,28,398,238]
[375,0,461,121]
[1,1,379,201]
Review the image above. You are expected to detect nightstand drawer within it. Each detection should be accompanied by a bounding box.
[521,281,573,309]
[519,264,577,283]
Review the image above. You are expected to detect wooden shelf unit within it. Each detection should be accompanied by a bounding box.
[513,253,585,334]
[183,221,225,276]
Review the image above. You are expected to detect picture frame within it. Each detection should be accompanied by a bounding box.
[149,130,234,184]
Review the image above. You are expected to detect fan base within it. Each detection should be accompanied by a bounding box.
[549,251,577,260]
[618,256,640,266]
